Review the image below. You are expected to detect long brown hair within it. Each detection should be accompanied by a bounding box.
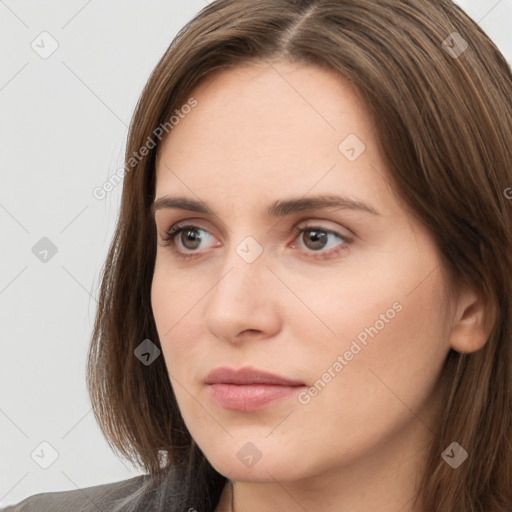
[86,1,512,510]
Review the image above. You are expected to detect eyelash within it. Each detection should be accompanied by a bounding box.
[159,222,353,260]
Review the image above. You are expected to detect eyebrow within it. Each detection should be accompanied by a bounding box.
[151,194,380,218]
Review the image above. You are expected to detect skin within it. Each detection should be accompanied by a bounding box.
[150,60,489,512]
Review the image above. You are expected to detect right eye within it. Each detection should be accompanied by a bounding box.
[160,223,219,258]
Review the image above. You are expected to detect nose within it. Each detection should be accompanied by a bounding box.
[202,242,282,344]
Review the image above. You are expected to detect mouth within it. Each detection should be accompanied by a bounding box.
[205,366,307,412]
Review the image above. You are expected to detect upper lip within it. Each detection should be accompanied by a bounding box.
[205,366,305,386]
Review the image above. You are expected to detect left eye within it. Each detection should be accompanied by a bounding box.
[160,224,352,259]
[292,226,351,255]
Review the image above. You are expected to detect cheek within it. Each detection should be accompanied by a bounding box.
[150,260,209,390]
[151,256,200,332]
[307,244,450,361]
[151,263,187,359]
[289,254,450,404]
[303,267,451,438]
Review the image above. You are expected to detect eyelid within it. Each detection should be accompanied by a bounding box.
[159,219,215,241]
[295,219,354,239]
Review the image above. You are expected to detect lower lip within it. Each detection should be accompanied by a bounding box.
[207,383,306,412]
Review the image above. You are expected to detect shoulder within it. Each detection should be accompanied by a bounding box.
[0,473,151,512]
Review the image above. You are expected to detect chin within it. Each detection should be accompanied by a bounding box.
[202,441,310,483]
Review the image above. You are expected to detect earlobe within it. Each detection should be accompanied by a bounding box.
[449,285,496,354]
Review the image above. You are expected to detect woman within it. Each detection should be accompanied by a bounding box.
[3,0,511,511]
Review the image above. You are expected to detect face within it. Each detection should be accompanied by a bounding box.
[151,60,454,483]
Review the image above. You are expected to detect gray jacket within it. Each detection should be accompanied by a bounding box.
[0,474,151,512]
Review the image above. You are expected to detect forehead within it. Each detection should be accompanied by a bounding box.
[154,60,388,212]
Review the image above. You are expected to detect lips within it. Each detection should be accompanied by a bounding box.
[205,366,306,412]
[204,366,305,386]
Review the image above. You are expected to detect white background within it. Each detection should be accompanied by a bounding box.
[1,0,511,507]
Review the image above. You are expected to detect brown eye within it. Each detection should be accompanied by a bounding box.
[160,224,217,258]
[301,229,329,251]
[176,227,202,250]
[293,225,353,260]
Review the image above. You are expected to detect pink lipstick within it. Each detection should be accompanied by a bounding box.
[205,366,306,412]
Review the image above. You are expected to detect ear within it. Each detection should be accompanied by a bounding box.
[449,283,496,354]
